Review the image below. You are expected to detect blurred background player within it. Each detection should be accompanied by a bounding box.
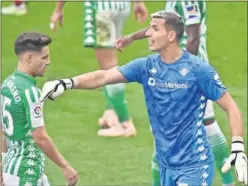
[1,0,27,15]
[116,1,234,186]
[1,32,78,186]
[50,1,148,137]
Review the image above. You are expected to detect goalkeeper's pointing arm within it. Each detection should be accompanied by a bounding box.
[39,67,127,102]
[73,68,127,89]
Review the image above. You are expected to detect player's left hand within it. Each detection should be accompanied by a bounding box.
[221,136,247,185]
[39,79,74,102]
[115,35,133,52]
[133,2,148,23]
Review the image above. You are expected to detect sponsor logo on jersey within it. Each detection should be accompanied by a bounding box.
[148,77,188,89]
[34,105,42,118]
[186,4,198,19]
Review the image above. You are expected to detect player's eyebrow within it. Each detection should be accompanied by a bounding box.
[41,54,49,58]
[149,24,159,29]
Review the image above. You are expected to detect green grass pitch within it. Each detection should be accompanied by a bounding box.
[1,2,247,185]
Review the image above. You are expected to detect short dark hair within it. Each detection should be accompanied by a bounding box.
[14,32,52,55]
[151,10,184,42]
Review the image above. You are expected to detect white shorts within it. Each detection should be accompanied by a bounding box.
[203,100,215,120]
[3,173,50,186]
[84,8,130,48]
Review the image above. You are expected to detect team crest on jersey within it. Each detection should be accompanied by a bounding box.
[149,68,157,75]
[34,105,42,118]
[179,68,189,76]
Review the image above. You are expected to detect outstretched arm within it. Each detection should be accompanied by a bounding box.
[72,67,127,89]
[116,28,148,51]
[39,68,128,102]
[39,57,146,102]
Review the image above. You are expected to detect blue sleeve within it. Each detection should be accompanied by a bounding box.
[117,57,147,84]
[197,64,227,101]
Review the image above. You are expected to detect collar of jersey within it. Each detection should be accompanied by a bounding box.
[159,50,188,65]
[14,70,36,85]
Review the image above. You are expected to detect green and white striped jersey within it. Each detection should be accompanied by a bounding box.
[165,1,209,63]
[1,70,45,180]
[84,1,130,12]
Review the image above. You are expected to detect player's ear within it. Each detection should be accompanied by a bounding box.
[26,52,33,64]
[18,52,31,64]
[168,30,177,42]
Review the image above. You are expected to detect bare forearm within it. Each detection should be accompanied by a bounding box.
[55,0,66,12]
[130,28,147,41]
[72,70,107,89]
[35,135,68,168]
[217,92,244,137]
[226,105,243,137]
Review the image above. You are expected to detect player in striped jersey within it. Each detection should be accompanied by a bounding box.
[116,1,234,186]
[50,1,148,137]
[1,32,78,186]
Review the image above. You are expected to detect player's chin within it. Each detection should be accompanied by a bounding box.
[36,72,45,77]
[38,69,47,77]
[149,46,159,52]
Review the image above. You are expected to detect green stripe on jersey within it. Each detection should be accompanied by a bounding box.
[95,1,130,11]
[165,1,208,62]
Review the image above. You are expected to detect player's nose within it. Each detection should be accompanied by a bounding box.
[145,28,152,37]
[46,59,51,65]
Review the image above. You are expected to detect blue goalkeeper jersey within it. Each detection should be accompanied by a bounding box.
[118,51,227,168]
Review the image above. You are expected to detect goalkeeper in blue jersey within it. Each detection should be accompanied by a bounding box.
[116,1,235,186]
[39,10,247,185]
